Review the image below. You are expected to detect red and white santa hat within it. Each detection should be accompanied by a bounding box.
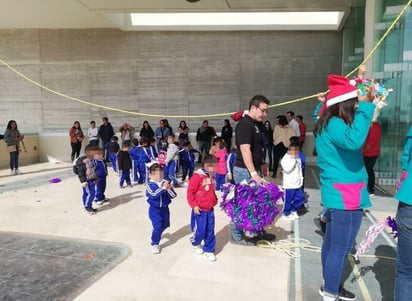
[326,74,359,107]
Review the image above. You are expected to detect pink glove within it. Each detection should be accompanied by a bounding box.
[395,171,408,193]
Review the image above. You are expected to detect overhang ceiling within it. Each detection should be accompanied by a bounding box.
[0,0,354,31]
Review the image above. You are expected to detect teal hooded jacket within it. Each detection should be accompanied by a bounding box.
[316,101,375,210]
[394,126,412,205]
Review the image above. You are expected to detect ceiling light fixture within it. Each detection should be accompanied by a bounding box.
[130,12,345,31]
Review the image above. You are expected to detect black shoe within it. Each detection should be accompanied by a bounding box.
[319,285,356,301]
[251,231,276,242]
[229,236,256,246]
[86,207,97,213]
[314,217,326,234]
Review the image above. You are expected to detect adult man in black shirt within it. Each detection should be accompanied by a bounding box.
[231,95,270,245]
[98,117,115,162]
[195,120,216,163]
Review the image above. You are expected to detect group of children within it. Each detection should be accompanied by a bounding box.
[146,154,219,261]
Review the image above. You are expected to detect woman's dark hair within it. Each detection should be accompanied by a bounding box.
[313,97,358,137]
[264,120,272,129]
[224,119,231,127]
[179,120,187,129]
[72,121,81,129]
[277,115,288,127]
[6,120,17,129]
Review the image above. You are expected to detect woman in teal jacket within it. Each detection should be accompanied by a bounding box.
[394,125,412,301]
[314,75,375,301]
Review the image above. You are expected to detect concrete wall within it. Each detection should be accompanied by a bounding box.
[0,29,341,165]
[0,134,40,169]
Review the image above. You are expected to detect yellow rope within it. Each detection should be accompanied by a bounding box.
[345,0,412,78]
[0,0,410,118]
[257,238,397,261]
[256,238,321,258]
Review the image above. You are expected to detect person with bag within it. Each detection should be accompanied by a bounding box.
[271,115,296,178]
[4,120,24,175]
[69,121,84,162]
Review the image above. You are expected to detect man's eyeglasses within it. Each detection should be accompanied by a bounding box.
[255,106,268,114]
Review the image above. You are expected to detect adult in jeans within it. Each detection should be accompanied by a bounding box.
[69,121,84,162]
[154,119,170,152]
[394,125,412,301]
[196,120,216,163]
[314,74,375,301]
[262,120,273,170]
[98,117,114,162]
[231,95,269,246]
[4,120,24,175]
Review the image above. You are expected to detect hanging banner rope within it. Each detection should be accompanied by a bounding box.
[0,0,410,118]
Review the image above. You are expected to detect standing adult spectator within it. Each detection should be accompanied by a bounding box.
[196,120,216,163]
[231,95,269,245]
[164,119,173,136]
[4,120,24,175]
[286,111,300,137]
[271,115,295,178]
[69,121,84,162]
[154,119,170,151]
[98,117,115,162]
[314,74,374,301]
[119,122,135,145]
[87,121,99,147]
[139,120,154,140]
[178,120,189,146]
[394,125,412,301]
[221,119,233,152]
[263,121,274,171]
[296,115,306,148]
[362,121,381,196]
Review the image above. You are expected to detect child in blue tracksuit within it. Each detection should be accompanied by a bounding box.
[137,138,151,184]
[179,142,200,181]
[146,163,177,254]
[280,141,305,220]
[76,145,100,215]
[187,155,218,261]
[94,150,108,205]
[290,136,307,207]
[129,138,142,183]
[149,137,158,160]
[226,147,237,184]
[106,136,120,173]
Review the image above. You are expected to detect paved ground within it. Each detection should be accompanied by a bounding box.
[0,162,399,301]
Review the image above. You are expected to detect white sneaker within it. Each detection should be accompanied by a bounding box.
[193,245,204,255]
[291,212,299,220]
[204,252,216,262]
[282,214,295,221]
[10,169,16,175]
[152,245,161,254]
[15,169,21,175]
